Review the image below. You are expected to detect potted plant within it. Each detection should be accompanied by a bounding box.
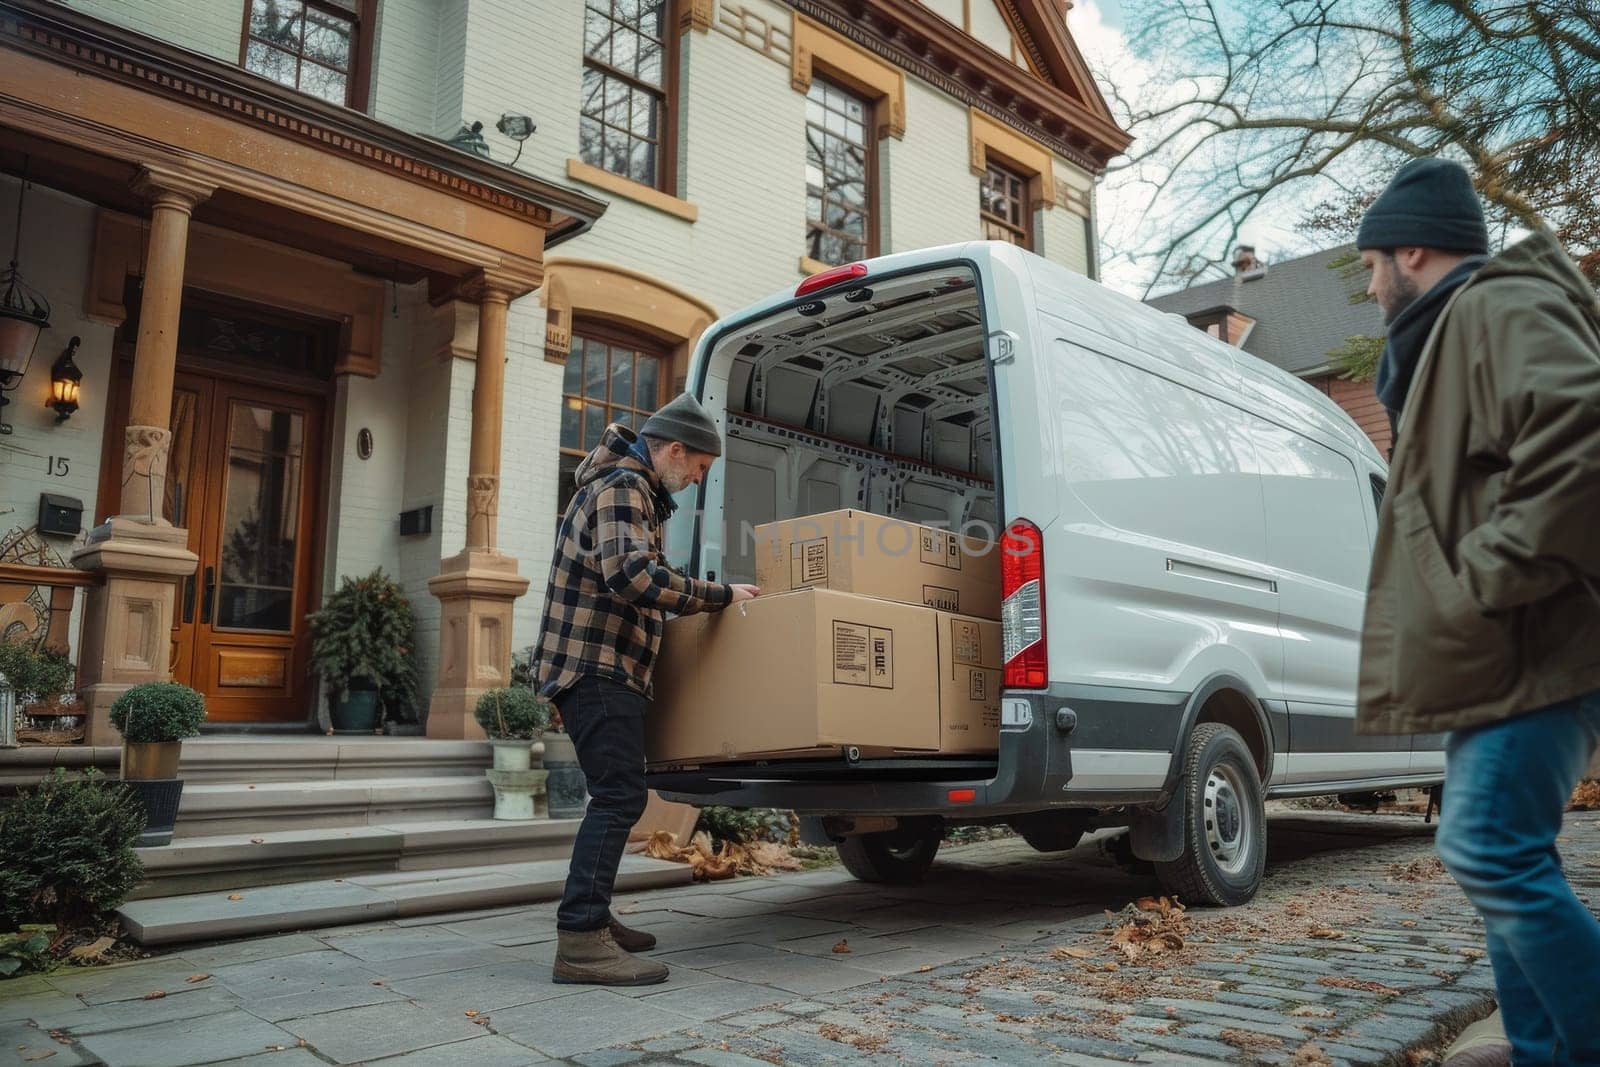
[473,688,552,820]
[306,569,420,734]
[512,649,586,820]
[109,681,206,847]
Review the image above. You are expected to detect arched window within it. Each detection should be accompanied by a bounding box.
[558,324,669,515]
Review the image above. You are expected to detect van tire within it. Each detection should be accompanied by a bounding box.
[1154,723,1266,907]
[837,823,942,883]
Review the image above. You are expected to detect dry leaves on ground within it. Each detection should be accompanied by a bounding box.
[1050,945,1093,960]
[1106,896,1189,961]
[67,937,118,963]
[1388,857,1446,882]
[185,974,211,984]
[1221,1028,1284,1052]
[1317,975,1400,995]
[818,1023,888,1053]
[642,830,803,880]
[1293,1041,1335,1066]
[1569,780,1600,811]
[832,939,852,954]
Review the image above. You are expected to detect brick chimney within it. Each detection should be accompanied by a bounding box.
[1232,245,1260,273]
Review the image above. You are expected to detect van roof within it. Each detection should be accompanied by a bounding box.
[713,241,1387,469]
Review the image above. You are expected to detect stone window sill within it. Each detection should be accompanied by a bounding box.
[566,160,697,222]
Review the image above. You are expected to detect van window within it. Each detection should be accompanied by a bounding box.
[1253,417,1371,589]
[1050,341,1267,561]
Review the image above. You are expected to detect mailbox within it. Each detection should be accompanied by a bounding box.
[38,493,83,537]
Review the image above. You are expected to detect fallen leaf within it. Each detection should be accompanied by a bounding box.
[68,936,117,962]
[1291,1006,1336,1018]
[142,991,166,1001]
[1400,920,1418,927]
[265,1047,285,1052]
[20,1050,57,1062]
[1460,947,1486,959]
[832,940,852,954]
[250,838,265,845]
[1309,925,1345,940]
[227,894,244,902]
[918,965,933,972]
[371,980,385,986]
[1293,1042,1334,1066]
[464,1010,479,1017]
[185,974,211,984]
[1051,946,1093,960]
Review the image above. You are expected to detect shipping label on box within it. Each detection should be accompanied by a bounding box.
[832,621,895,689]
[756,510,999,618]
[936,611,1003,755]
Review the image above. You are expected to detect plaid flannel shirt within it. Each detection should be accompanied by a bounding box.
[534,424,732,701]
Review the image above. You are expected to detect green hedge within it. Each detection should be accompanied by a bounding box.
[0,640,74,701]
[0,769,145,933]
[109,682,207,743]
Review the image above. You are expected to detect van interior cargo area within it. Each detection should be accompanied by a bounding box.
[713,266,999,588]
[671,264,1003,784]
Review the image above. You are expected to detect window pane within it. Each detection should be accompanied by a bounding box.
[245,41,298,87]
[303,8,351,69]
[300,63,347,104]
[584,345,609,400]
[561,395,582,450]
[217,403,304,633]
[584,404,606,449]
[628,137,655,186]
[603,75,629,126]
[630,88,657,136]
[638,36,662,85]
[579,116,604,167]
[612,28,638,76]
[562,344,585,393]
[639,0,666,35]
[636,356,659,410]
[251,0,303,47]
[611,350,635,407]
[583,6,607,59]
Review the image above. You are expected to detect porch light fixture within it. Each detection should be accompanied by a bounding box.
[1,158,51,437]
[496,113,535,141]
[47,335,82,423]
[447,121,491,158]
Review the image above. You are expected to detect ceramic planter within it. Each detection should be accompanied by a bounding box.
[330,679,381,733]
[487,740,547,819]
[121,741,185,847]
[542,730,587,820]
[122,740,182,780]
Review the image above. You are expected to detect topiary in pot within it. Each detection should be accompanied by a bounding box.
[474,688,553,820]
[306,569,420,733]
[110,682,206,847]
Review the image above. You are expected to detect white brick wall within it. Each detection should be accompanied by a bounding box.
[63,0,245,62]
[370,0,441,133]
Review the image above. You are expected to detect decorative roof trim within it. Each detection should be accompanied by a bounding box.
[0,0,606,237]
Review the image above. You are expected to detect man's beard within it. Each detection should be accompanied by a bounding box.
[659,469,693,494]
[1381,273,1422,326]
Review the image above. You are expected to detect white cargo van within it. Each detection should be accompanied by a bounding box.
[650,241,1444,906]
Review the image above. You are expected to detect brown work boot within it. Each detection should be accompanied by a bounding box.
[608,916,657,953]
[552,927,668,986]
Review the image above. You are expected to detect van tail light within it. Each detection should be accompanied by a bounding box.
[795,262,868,297]
[1001,519,1048,689]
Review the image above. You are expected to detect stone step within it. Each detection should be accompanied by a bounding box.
[132,817,586,898]
[174,776,495,838]
[117,854,692,946]
[173,737,494,783]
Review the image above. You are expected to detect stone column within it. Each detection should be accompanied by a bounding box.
[427,277,531,740]
[72,164,212,745]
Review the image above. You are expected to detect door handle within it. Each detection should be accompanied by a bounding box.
[201,566,216,625]
[182,573,197,624]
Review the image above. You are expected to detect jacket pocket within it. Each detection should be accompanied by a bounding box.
[1389,487,1520,715]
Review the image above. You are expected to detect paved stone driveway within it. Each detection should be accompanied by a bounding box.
[7,811,1598,1066]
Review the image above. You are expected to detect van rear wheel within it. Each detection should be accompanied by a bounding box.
[1154,723,1266,907]
[837,821,942,883]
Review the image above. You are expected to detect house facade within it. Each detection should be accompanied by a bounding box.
[0,0,1128,746]
[1148,244,1392,456]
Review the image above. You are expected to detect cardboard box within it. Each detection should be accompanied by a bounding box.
[648,588,941,766]
[753,510,1001,618]
[936,612,1003,754]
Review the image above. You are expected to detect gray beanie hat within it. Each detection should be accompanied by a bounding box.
[640,393,722,457]
[1356,157,1488,254]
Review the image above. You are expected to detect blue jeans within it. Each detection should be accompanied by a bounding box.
[556,677,649,933]
[1436,691,1600,1066]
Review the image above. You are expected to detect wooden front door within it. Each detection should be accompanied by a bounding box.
[100,292,334,723]
[167,373,323,721]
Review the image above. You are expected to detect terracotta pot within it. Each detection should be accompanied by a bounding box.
[122,741,182,781]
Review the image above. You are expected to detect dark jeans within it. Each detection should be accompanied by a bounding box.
[556,677,649,933]
[1436,690,1600,1065]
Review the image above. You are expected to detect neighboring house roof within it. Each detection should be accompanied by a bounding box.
[1147,245,1385,377]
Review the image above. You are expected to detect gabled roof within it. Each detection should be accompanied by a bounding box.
[998,0,1122,133]
[1147,245,1386,377]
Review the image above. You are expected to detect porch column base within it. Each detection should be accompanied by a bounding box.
[70,519,199,746]
[425,549,530,740]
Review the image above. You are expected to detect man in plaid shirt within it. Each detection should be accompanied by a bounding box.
[535,393,759,986]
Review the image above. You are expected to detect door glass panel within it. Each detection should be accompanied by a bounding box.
[165,388,202,527]
[217,402,305,632]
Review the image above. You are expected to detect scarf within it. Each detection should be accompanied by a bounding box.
[1375,255,1488,435]
[627,435,679,520]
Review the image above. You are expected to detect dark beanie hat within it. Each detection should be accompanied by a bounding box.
[1356,157,1488,254]
[640,393,722,457]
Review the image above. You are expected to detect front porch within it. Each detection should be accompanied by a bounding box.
[0,0,606,742]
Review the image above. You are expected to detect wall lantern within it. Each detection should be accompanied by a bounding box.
[47,335,82,423]
[0,158,51,437]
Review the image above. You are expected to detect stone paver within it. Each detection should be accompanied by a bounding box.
[10,810,1599,1065]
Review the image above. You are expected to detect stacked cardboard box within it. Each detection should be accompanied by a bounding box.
[647,510,1002,767]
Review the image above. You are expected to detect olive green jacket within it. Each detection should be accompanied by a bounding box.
[1356,230,1600,735]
